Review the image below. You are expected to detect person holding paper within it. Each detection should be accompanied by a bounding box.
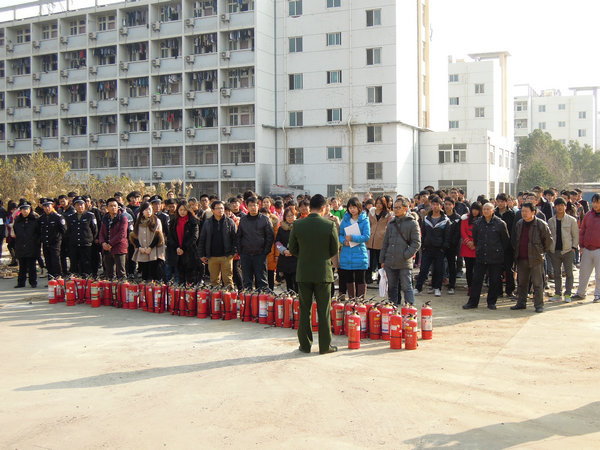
[338,197,371,299]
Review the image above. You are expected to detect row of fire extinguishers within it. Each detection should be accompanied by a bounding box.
[47,276,433,350]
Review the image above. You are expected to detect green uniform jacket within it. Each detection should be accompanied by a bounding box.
[288,212,339,283]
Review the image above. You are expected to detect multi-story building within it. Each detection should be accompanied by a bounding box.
[0,0,430,198]
[420,52,517,200]
[514,85,600,149]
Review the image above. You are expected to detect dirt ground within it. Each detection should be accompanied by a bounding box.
[1,272,599,449]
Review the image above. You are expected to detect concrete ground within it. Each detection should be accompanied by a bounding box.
[0,269,599,449]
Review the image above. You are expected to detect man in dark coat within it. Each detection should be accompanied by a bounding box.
[66,196,98,276]
[13,201,41,288]
[288,194,340,354]
[495,193,516,298]
[99,198,129,279]
[39,198,66,280]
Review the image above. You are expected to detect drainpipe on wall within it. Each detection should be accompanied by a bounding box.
[347,114,353,189]
[273,0,278,185]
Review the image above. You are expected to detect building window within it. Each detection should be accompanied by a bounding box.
[449,120,459,129]
[228,105,255,126]
[538,122,546,130]
[227,0,254,13]
[438,143,467,164]
[474,84,485,94]
[327,70,342,84]
[97,15,116,31]
[289,37,303,53]
[153,146,183,166]
[558,121,566,127]
[289,147,304,164]
[489,145,495,165]
[289,111,303,127]
[438,180,467,192]
[327,184,342,197]
[16,27,31,44]
[538,105,546,112]
[289,0,302,16]
[366,9,381,27]
[558,103,566,110]
[367,162,382,180]
[578,129,586,137]
[515,101,527,111]
[327,146,342,159]
[515,119,528,129]
[327,108,342,123]
[475,107,485,118]
[448,74,458,82]
[222,143,256,164]
[367,86,382,104]
[42,24,58,40]
[289,73,303,90]
[579,111,587,119]
[366,47,381,65]
[449,97,459,106]
[327,0,341,7]
[326,32,342,46]
[498,149,504,167]
[367,125,382,142]
[489,181,496,199]
[16,90,31,108]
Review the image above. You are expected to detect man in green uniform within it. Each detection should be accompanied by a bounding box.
[288,194,340,354]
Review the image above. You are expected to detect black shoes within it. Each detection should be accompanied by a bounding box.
[14,285,25,289]
[462,304,477,309]
[487,304,497,310]
[298,346,310,354]
[535,306,544,313]
[319,346,338,354]
[510,304,526,310]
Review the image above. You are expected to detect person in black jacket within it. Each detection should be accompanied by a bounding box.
[495,193,516,297]
[85,195,103,277]
[39,198,66,279]
[236,196,274,290]
[443,198,461,295]
[150,195,169,281]
[463,203,510,310]
[13,201,41,288]
[167,200,200,284]
[198,200,237,288]
[57,194,75,274]
[66,196,98,276]
[0,200,7,262]
[275,207,298,293]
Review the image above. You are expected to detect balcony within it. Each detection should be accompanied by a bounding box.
[64,34,87,49]
[40,137,59,150]
[186,90,218,107]
[221,126,255,141]
[229,50,254,66]
[120,25,149,42]
[12,139,33,153]
[120,96,149,112]
[11,75,31,89]
[225,88,255,104]
[96,99,118,114]
[91,134,119,148]
[152,129,183,145]
[38,39,58,54]
[123,60,149,77]
[185,16,217,33]
[13,107,31,122]
[39,71,59,86]
[61,102,86,116]
[39,104,59,117]
[64,68,87,83]
[151,57,183,74]
[220,164,256,179]
[62,135,87,149]
[96,30,118,46]
[156,21,182,37]
[149,168,184,182]
[115,168,150,181]
[155,93,182,109]
[121,131,150,146]
[11,43,30,57]
[185,127,218,143]
[94,64,118,80]
[188,53,218,70]
[228,12,255,29]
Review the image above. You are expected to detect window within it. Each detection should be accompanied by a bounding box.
[289,111,303,127]
[327,108,342,122]
[153,147,182,166]
[578,129,586,137]
[475,107,485,118]
[367,162,382,180]
[489,145,495,165]
[121,148,149,167]
[366,47,381,65]
[228,105,255,126]
[558,103,566,110]
[289,147,304,164]
[227,0,254,13]
[327,32,342,46]
[515,119,528,129]
[366,9,381,26]
[327,70,342,84]
[327,184,342,197]
[97,15,116,31]
[289,73,303,90]
[579,111,587,119]
[489,181,496,199]
[558,121,566,127]
[515,101,527,111]
[438,180,467,193]
[16,27,31,44]
[327,0,341,7]
[449,120,459,129]
[367,125,382,142]
[449,97,459,106]
[438,143,466,164]
[538,105,546,112]
[69,19,86,36]
[327,146,342,159]
[289,0,302,16]
[498,149,504,167]
[289,37,303,53]
[367,86,382,103]
[448,74,458,82]
[474,84,484,94]
[16,90,31,108]
[222,143,256,164]
[64,151,87,170]
[538,122,546,130]
[42,24,58,40]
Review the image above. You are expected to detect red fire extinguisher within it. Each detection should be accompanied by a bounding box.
[283,294,293,328]
[120,280,130,308]
[243,291,253,322]
[421,302,433,340]
[90,280,101,308]
[230,290,238,319]
[197,288,209,318]
[355,303,368,339]
[311,301,319,332]
[153,284,164,313]
[84,279,92,304]
[292,296,300,330]
[266,292,275,325]
[145,283,154,312]
[48,278,59,304]
[404,314,418,350]
[368,306,381,340]
[347,311,361,350]
[332,301,345,335]
[258,291,268,324]
[222,290,232,320]
[343,301,355,336]
[211,289,222,319]
[402,303,417,332]
[56,278,65,302]
[178,288,186,316]
[65,279,76,306]
[389,312,403,350]
[129,283,138,309]
[274,295,284,327]
[76,277,86,304]
[380,303,395,341]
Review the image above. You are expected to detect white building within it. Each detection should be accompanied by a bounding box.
[0,0,430,198]
[514,85,600,149]
[419,52,517,200]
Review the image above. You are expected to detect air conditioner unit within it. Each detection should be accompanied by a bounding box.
[221,126,231,135]
[186,128,196,137]
[89,66,97,74]
[186,91,195,100]
[7,139,15,147]
[220,88,231,97]
[119,61,129,71]
[60,36,68,45]
[186,170,196,179]
[220,13,230,22]
[88,31,97,40]
[33,105,41,113]
[6,107,14,115]
[152,130,162,139]
[152,94,161,103]
[33,137,42,145]
[153,170,163,179]
[221,51,231,60]
[32,40,41,48]
[185,55,195,64]
[222,169,232,177]
[6,43,14,52]
[119,27,128,36]
[120,131,130,141]
[90,134,99,143]
[60,103,69,111]
[185,18,194,27]
[32,72,41,81]
[60,69,69,77]
[6,76,14,84]
[120,97,129,105]
[152,21,161,32]
[89,100,98,108]
[61,136,70,144]
[152,58,161,67]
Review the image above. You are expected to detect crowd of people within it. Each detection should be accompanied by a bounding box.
[1,185,599,315]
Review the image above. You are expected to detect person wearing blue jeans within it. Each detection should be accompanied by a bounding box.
[380,197,421,305]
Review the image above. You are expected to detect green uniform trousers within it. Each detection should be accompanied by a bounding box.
[297,281,332,352]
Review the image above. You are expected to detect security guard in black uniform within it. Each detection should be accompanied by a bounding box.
[58,194,75,274]
[85,195,103,277]
[150,195,169,280]
[39,198,66,279]
[66,196,97,276]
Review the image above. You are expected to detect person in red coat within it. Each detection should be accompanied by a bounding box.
[99,198,129,279]
[459,202,482,295]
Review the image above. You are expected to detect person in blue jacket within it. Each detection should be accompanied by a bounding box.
[338,197,371,299]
